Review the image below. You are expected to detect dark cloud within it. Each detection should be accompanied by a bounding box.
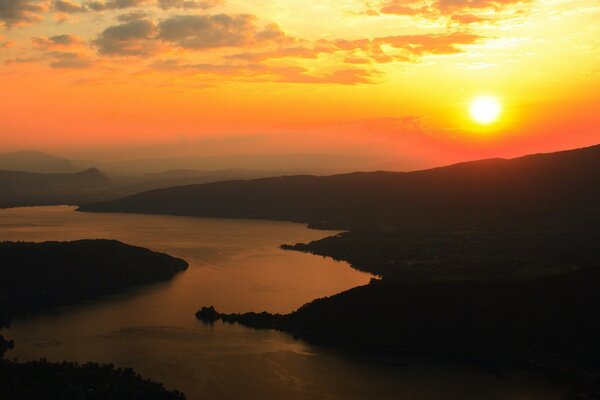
[4,56,41,64]
[93,19,156,55]
[117,10,148,22]
[50,34,79,44]
[157,0,221,10]
[157,14,290,49]
[85,0,145,11]
[47,50,92,68]
[32,34,84,48]
[0,0,46,27]
[53,0,86,13]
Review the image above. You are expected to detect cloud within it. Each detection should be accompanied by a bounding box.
[376,0,530,23]
[53,0,85,13]
[157,0,221,10]
[377,33,483,55]
[116,10,148,21]
[85,0,145,11]
[157,14,290,49]
[149,58,376,85]
[47,50,92,68]
[0,0,47,27]
[332,32,483,62]
[4,56,41,64]
[437,0,523,11]
[380,3,431,16]
[274,66,377,85]
[450,13,487,23]
[226,45,333,62]
[93,18,157,55]
[0,34,16,46]
[32,34,85,48]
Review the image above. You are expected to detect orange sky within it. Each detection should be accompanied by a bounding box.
[0,0,598,168]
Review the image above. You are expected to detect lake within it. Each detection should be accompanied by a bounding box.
[0,206,564,399]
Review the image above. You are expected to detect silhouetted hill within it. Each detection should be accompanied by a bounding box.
[0,168,111,208]
[0,151,78,173]
[0,360,185,399]
[106,168,291,198]
[205,263,600,348]
[80,144,600,229]
[0,240,188,398]
[0,239,187,322]
[202,262,600,398]
[282,212,600,281]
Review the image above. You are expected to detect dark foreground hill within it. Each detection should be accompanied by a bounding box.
[201,263,600,397]
[0,168,111,208]
[0,239,188,399]
[0,360,185,399]
[79,144,600,229]
[0,239,187,321]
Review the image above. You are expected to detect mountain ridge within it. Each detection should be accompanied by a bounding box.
[79,143,600,229]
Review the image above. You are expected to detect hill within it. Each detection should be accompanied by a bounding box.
[0,239,188,322]
[0,360,185,399]
[0,151,78,173]
[79,144,600,230]
[0,239,189,398]
[0,168,111,208]
[201,264,600,398]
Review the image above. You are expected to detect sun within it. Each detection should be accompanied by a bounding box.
[470,96,501,124]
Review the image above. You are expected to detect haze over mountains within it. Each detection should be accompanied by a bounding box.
[80,144,600,229]
[0,168,111,208]
[0,151,360,208]
[91,153,391,175]
[0,151,79,174]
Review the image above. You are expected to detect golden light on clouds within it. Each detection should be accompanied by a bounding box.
[0,0,598,164]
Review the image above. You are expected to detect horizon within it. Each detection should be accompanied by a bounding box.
[2,141,599,175]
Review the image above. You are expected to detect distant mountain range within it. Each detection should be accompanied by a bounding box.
[79,144,600,229]
[0,151,79,173]
[0,168,111,208]
[93,153,388,175]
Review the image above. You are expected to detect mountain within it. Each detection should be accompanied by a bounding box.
[0,239,188,399]
[0,151,78,173]
[107,168,292,197]
[94,153,386,175]
[0,168,111,208]
[79,144,600,229]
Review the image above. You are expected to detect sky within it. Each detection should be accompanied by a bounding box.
[0,0,598,168]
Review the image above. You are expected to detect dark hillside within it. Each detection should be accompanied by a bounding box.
[80,144,600,229]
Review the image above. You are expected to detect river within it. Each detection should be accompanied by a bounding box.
[0,206,564,399]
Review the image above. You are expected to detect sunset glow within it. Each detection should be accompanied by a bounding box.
[0,0,598,166]
[470,96,501,125]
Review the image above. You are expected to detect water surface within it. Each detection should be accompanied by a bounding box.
[1,206,564,399]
